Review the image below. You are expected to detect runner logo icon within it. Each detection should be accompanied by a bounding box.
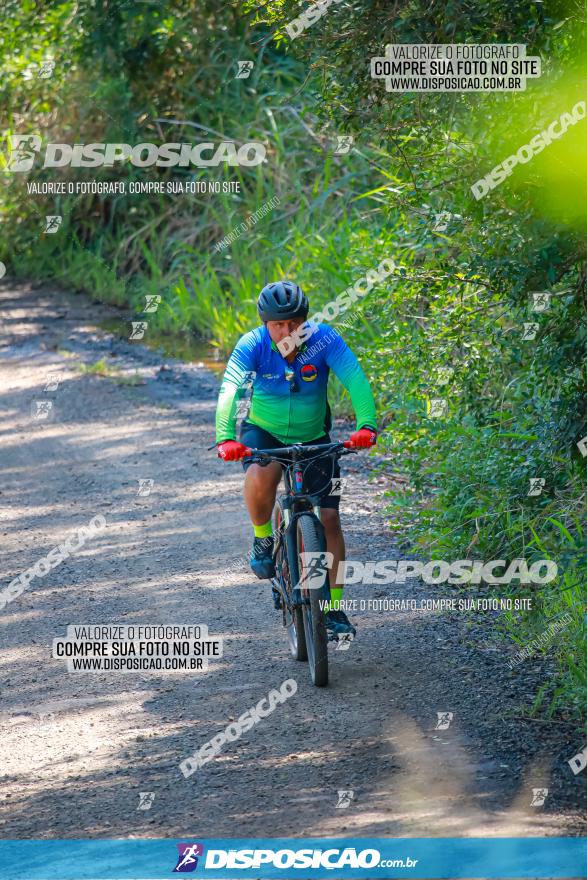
[173,843,204,872]
[297,551,333,591]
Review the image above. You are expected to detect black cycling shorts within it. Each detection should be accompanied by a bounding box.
[239,421,341,510]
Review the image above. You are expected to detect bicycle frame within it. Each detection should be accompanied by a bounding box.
[246,442,355,607]
[244,440,359,685]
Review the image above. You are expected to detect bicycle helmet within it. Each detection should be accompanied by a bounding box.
[257,280,308,322]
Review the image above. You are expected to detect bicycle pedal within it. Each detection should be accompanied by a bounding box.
[271,587,282,610]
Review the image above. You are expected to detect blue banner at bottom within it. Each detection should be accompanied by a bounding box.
[0,838,586,879]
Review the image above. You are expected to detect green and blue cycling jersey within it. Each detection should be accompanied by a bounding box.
[215,322,377,444]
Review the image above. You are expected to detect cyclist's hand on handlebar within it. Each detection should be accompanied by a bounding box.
[217,440,251,461]
[347,427,377,449]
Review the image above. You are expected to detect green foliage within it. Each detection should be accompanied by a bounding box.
[0,0,585,721]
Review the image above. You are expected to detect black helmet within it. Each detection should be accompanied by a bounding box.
[257,281,308,322]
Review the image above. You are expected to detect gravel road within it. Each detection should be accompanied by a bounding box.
[0,280,585,840]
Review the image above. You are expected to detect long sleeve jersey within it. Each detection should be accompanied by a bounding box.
[215,323,377,444]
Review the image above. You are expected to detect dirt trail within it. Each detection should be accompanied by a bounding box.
[0,281,585,839]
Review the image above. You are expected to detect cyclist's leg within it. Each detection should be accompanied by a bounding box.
[240,421,283,524]
[320,507,345,598]
[320,503,355,635]
[240,421,284,578]
[244,461,282,525]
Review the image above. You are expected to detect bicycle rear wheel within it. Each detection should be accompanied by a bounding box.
[297,513,329,687]
[274,504,307,661]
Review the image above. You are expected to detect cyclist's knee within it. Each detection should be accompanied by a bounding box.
[246,462,281,487]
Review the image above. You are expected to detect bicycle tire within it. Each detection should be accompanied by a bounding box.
[274,504,307,661]
[297,513,329,687]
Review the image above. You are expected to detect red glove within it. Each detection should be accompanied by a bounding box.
[347,427,377,449]
[217,440,251,461]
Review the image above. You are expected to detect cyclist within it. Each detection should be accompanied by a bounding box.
[215,280,377,637]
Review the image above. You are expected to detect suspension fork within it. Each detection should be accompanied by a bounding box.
[281,507,302,605]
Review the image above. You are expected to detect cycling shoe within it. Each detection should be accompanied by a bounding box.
[324,608,357,638]
[250,536,275,579]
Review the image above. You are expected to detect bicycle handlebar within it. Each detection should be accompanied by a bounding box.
[242,440,356,465]
[215,439,360,462]
[247,441,352,456]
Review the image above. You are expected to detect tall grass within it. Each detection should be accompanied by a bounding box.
[1,0,585,724]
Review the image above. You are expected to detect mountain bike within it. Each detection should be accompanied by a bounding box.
[245,441,356,687]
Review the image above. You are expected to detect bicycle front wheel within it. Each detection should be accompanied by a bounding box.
[297,513,329,687]
[274,503,307,661]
